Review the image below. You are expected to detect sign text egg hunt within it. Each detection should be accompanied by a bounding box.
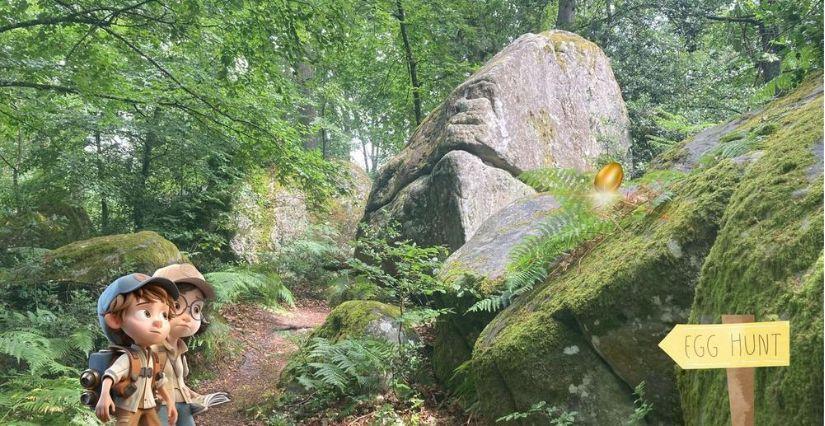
[658,321,790,369]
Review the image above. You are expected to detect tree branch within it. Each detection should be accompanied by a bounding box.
[704,14,758,25]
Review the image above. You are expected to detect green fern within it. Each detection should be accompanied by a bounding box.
[295,337,394,395]
[204,268,294,309]
[470,171,615,314]
[519,168,589,194]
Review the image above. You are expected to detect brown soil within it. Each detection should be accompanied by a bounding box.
[194,300,330,426]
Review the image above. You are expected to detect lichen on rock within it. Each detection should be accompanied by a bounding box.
[360,30,631,251]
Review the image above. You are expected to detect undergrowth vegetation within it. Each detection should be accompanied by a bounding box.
[268,223,450,423]
[0,282,102,425]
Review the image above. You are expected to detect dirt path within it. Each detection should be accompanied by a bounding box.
[194,300,329,426]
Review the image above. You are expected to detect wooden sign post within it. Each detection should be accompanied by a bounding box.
[658,317,790,426]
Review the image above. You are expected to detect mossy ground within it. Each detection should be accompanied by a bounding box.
[678,78,823,425]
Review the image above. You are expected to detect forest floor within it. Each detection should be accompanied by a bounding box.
[195,300,330,426]
[191,297,470,425]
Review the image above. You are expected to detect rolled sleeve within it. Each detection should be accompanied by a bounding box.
[154,371,167,389]
[102,353,130,383]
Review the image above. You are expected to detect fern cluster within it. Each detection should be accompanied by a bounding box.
[0,305,100,424]
[204,268,294,309]
[294,337,395,395]
[470,168,617,313]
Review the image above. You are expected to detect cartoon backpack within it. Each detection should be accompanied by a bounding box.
[80,346,166,408]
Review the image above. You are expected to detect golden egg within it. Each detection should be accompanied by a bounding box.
[594,162,624,192]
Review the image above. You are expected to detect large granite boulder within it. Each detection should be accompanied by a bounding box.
[432,193,561,383]
[361,30,631,251]
[679,77,823,425]
[33,231,184,287]
[328,161,372,246]
[229,170,311,263]
[467,77,823,424]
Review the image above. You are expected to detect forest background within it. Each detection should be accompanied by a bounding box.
[0,0,822,424]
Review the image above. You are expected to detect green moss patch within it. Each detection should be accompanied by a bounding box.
[470,155,743,423]
[679,79,823,425]
[312,300,402,341]
[38,231,184,287]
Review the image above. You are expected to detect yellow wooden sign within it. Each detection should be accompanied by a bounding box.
[658,321,790,369]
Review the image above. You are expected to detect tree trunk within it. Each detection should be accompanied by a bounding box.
[12,127,22,211]
[320,100,328,159]
[557,0,577,30]
[361,136,371,174]
[602,0,613,46]
[756,22,781,83]
[395,0,423,126]
[295,62,320,150]
[133,116,158,230]
[95,130,109,233]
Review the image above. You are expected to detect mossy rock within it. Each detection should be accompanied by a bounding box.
[311,300,413,343]
[468,75,823,425]
[678,77,823,425]
[470,158,742,424]
[38,231,185,287]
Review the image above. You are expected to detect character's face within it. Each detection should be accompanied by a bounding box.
[168,288,205,339]
[118,297,171,347]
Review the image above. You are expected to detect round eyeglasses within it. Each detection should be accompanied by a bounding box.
[173,297,205,321]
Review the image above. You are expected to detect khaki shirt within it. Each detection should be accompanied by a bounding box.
[153,339,192,404]
[102,345,166,412]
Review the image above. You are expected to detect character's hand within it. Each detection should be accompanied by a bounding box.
[95,394,116,422]
[168,403,178,425]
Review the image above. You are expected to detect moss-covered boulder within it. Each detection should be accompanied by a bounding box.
[471,159,741,424]
[432,193,560,386]
[678,77,823,425]
[230,161,370,263]
[312,300,414,344]
[38,231,184,286]
[229,169,311,263]
[467,76,823,424]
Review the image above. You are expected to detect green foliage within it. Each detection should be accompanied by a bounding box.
[495,400,577,424]
[626,381,654,425]
[0,285,102,424]
[470,168,617,313]
[347,223,448,328]
[294,337,394,394]
[204,268,294,310]
[275,337,428,422]
[266,223,347,289]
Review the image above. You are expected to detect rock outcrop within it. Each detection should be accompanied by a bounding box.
[360,30,631,251]
[36,231,184,286]
[678,77,823,425]
[467,77,823,424]
[230,161,370,262]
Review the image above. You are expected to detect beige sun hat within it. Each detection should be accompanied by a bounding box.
[153,263,216,300]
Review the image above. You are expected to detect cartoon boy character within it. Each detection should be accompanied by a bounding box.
[152,263,219,426]
[95,273,179,426]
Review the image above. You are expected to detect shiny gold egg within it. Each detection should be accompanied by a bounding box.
[594,162,624,192]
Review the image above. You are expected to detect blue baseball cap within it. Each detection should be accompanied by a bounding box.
[97,273,179,345]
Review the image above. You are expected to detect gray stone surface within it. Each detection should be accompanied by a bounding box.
[441,193,560,284]
[360,30,631,250]
[368,150,536,251]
